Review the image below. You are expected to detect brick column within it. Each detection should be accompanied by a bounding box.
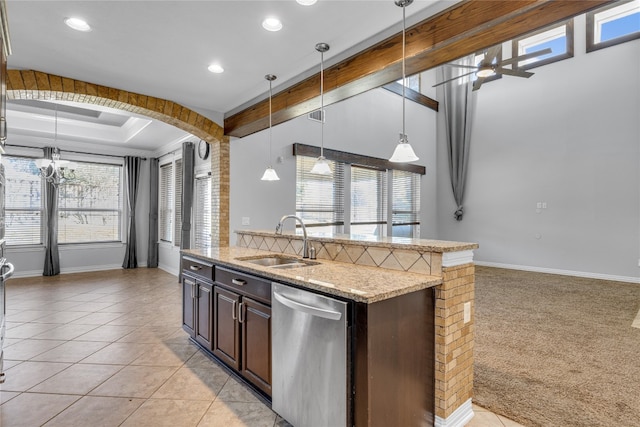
[210,135,230,247]
[434,263,475,425]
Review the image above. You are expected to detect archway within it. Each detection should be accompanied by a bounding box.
[7,69,230,246]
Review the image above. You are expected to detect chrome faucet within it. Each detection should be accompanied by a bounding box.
[275,215,310,258]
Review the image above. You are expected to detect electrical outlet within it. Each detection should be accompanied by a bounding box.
[241,217,250,226]
[463,302,471,323]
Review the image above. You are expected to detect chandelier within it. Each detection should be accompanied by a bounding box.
[35,148,77,186]
[34,107,77,185]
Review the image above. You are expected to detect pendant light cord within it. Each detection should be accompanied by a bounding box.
[268,79,273,165]
[401,3,406,141]
[320,49,324,158]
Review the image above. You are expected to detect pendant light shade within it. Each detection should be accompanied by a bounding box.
[389,0,419,163]
[261,74,280,181]
[310,42,332,175]
[389,133,419,162]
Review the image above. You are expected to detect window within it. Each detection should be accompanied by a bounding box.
[57,161,122,244]
[194,174,211,249]
[174,159,183,247]
[351,165,387,237]
[159,158,185,246]
[159,163,174,242]
[397,74,420,92]
[392,170,420,238]
[295,148,423,239]
[295,156,345,234]
[3,156,43,245]
[587,0,640,52]
[512,20,574,70]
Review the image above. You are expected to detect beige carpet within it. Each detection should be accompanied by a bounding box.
[473,266,640,427]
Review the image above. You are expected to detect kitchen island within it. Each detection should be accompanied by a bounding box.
[182,231,478,427]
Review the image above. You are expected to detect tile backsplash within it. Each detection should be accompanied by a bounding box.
[236,232,442,276]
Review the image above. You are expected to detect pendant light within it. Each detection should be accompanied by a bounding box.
[389,0,419,163]
[261,74,280,181]
[310,42,332,175]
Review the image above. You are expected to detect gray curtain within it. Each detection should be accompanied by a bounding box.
[147,158,159,268]
[439,54,477,221]
[43,147,60,276]
[122,156,143,269]
[180,141,195,250]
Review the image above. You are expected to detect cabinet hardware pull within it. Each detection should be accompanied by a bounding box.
[231,278,247,286]
[190,282,195,299]
[232,300,237,320]
[238,302,245,323]
[190,265,202,271]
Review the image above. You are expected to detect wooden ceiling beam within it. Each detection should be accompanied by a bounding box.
[224,0,614,138]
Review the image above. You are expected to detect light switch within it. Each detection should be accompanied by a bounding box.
[241,217,250,226]
[536,202,542,209]
[463,302,471,323]
[542,202,547,209]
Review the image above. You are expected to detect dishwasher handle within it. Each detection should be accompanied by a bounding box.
[273,291,342,321]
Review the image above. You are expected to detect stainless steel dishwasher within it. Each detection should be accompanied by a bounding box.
[271,282,348,427]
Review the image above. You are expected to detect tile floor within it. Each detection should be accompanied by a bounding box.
[1,268,523,427]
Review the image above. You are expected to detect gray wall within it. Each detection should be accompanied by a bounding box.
[436,17,640,280]
[230,87,438,240]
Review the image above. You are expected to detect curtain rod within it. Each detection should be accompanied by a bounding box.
[6,144,147,161]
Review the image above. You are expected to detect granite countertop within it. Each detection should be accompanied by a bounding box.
[237,229,479,253]
[182,246,442,304]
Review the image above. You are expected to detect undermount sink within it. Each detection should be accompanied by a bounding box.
[236,255,319,269]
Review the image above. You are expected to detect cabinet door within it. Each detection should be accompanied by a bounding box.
[182,276,196,337]
[195,282,213,350]
[213,286,240,371]
[241,296,272,396]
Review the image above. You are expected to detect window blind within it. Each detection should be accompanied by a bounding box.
[3,156,43,245]
[57,161,122,244]
[159,163,173,242]
[295,155,344,233]
[351,165,387,237]
[174,159,183,247]
[194,175,212,249]
[392,169,421,238]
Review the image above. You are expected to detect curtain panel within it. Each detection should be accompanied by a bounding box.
[439,54,477,221]
[42,147,60,276]
[147,158,159,268]
[122,156,143,269]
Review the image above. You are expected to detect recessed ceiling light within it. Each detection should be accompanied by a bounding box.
[262,17,283,32]
[64,17,91,32]
[296,0,318,5]
[208,64,224,74]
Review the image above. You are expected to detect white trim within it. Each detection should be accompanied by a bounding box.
[632,308,640,329]
[9,263,133,278]
[59,242,125,251]
[475,261,640,284]
[442,250,475,267]
[158,263,179,278]
[434,398,474,427]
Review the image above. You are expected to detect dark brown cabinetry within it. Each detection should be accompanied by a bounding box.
[181,255,272,398]
[214,266,272,396]
[181,256,215,350]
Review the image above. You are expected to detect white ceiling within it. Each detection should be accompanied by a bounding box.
[5,0,460,152]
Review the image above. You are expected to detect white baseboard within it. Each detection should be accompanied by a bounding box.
[10,262,150,278]
[158,263,179,278]
[475,261,640,284]
[435,398,474,427]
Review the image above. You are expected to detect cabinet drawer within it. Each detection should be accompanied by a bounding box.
[215,266,271,304]
[182,256,214,282]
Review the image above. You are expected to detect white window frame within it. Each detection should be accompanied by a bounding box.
[158,152,183,247]
[587,0,640,52]
[56,157,124,245]
[512,19,574,70]
[3,151,125,247]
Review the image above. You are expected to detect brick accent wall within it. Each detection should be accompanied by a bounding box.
[435,263,475,419]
